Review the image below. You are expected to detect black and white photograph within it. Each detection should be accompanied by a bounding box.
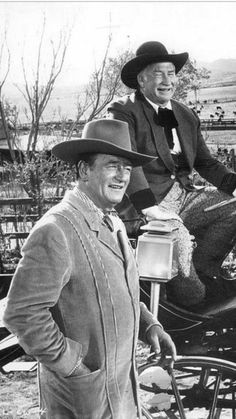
[1,1,236,418]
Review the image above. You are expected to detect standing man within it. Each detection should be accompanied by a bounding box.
[108,41,236,307]
[4,119,176,419]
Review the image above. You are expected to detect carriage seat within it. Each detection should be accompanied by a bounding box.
[193,294,236,317]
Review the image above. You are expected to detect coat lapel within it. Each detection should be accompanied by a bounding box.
[172,100,194,169]
[140,96,175,172]
[97,225,124,261]
[62,191,124,262]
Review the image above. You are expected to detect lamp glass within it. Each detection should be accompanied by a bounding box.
[136,232,178,281]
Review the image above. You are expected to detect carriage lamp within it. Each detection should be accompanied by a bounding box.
[136,221,178,280]
[136,221,179,317]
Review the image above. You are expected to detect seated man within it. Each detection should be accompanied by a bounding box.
[108,41,236,308]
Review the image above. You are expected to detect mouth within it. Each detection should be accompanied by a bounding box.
[109,184,124,190]
[158,87,172,93]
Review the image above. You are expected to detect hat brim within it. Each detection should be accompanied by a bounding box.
[52,138,156,167]
[121,52,189,89]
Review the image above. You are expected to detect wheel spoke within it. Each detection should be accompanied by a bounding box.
[232,390,236,419]
[170,369,187,419]
[139,356,236,418]
[208,372,222,419]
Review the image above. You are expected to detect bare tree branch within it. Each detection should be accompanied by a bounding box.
[0,26,11,97]
[77,39,133,122]
[15,18,71,157]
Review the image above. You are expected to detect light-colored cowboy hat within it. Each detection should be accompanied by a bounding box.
[52,118,156,167]
[121,41,189,89]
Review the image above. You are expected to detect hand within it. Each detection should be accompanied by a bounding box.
[142,205,182,222]
[146,325,177,370]
[68,361,91,377]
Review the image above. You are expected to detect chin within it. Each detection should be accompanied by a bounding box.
[109,196,123,206]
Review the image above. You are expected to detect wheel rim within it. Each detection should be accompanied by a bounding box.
[138,356,236,418]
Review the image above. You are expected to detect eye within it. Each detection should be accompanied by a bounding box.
[107,163,132,173]
[122,167,132,175]
[153,71,162,77]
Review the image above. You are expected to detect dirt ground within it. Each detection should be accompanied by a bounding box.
[0,346,233,419]
[0,369,39,418]
[0,368,233,419]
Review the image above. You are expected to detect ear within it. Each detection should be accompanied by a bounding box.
[77,160,90,181]
[137,72,145,88]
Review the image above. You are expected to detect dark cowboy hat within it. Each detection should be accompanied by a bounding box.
[121,41,189,89]
[52,119,156,167]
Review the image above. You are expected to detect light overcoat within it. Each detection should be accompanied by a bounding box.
[4,190,158,418]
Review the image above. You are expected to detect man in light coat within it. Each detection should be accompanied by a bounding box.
[108,41,236,307]
[3,119,176,419]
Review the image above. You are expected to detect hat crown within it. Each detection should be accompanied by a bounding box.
[121,40,188,89]
[136,41,168,57]
[52,118,155,166]
[82,119,132,152]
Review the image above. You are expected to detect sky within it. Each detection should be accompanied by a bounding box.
[0,1,236,88]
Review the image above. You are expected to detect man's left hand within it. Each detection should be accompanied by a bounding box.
[146,325,177,369]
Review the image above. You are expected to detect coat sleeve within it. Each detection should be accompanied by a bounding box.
[107,100,156,210]
[138,302,163,343]
[3,218,83,377]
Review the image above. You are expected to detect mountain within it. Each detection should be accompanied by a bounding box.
[204,58,236,73]
[2,83,86,123]
[199,58,236,87]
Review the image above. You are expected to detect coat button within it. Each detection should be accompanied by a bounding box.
[170,174,176,180]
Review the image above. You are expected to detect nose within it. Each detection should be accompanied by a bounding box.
[162,73,171,85]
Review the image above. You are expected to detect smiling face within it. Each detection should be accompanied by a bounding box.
[78,154,132,211]
[138,61,177,106]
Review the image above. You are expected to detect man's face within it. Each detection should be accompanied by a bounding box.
[83,154,132,211]
[138,62,177,106]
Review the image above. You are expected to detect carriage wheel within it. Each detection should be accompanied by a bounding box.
[139,355,236,418]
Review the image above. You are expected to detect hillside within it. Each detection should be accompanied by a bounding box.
[200,58,236,87]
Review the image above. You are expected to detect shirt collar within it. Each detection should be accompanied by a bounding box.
[144,95,172,112]
[72,185,118,219]
[72,185,104,219]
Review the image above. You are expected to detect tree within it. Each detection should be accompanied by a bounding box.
[15,17,71,156]
[0,26,10,99]
[174,58,211,103]
[1,99,19,161]
[66,37,134,138]
[85,42,133,121]
[0,26,13,158]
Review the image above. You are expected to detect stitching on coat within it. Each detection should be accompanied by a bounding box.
[85,230,121,401]
[53,209,120,411]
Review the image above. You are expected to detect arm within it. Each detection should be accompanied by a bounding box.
[3,219,83,377]
[139,302,176,367]
[109,101,179,222]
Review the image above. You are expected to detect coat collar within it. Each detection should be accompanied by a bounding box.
[137,91,175,172]
[136,92,193,170]
[61,190,125,261]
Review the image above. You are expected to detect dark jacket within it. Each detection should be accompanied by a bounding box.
[108,92,236,207]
